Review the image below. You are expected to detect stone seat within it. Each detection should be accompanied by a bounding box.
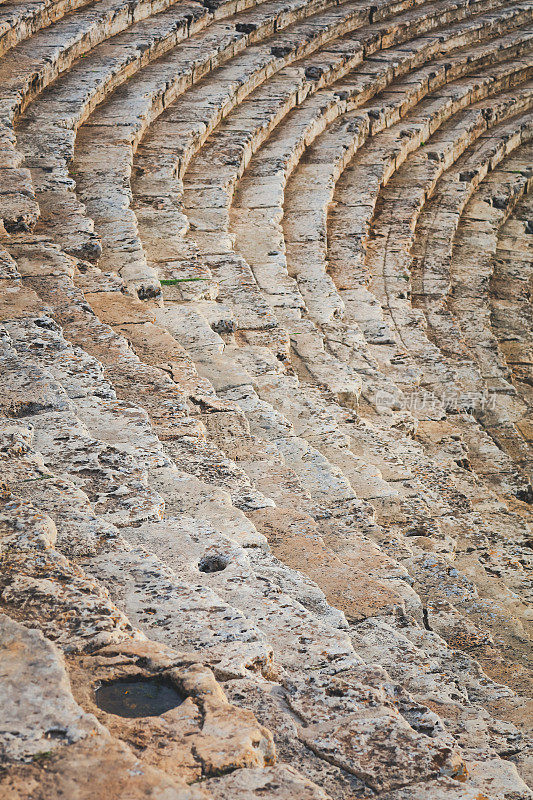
[362,102,532,488]
[20,0,409,285]
[491,187,533,410]
[0,0,93,59]
[1,0,533,795]
[70,0,524,289]
[411,143,533,478]
[0,0,241,230]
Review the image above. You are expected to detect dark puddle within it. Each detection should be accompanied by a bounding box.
[95,678,185,718]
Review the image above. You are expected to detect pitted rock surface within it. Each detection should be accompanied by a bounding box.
[0,0,532,797]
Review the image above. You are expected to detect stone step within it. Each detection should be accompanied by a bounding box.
[324,103,532,580]
[11,0,378,267]
[178,48,528,366]
[0,0,253,231]
[2,267,493,799]
[171,47,533,680]
[0,0,93,60]
[11,0,462,628]
[42,0,505,291]
[2,0,533,793]
[9,237,421,625]
[325,69,530,404]
[491,187,533,412]
[361,100,533,493]
[411,142,533,479]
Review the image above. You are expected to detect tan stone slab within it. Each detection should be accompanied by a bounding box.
[84,291,156,325]
[0,280,43,319]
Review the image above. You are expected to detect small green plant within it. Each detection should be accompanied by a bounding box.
[160,277,207,285]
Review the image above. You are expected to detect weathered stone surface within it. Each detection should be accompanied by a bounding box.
[0,614,102,763]
[0,0,532,797]
[205,765,333,799]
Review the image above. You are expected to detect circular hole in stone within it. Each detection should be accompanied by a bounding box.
[198,554,228,573]
[95,678,185,718]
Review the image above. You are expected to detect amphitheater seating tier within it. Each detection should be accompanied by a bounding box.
[1,0,532,797]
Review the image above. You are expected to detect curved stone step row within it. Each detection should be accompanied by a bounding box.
[411,142,533,479]
[121,33,533,706]
[1,477,525,799]
[0,307,357,693]
[0,270,500,798]
[4,248,533,797]
[17,0,354,257]
[412,145,532,371]
[133,0,519,299]
[4,248,528,792]
[28,243,438,661]
[18,0,520,440]
[0,326,273,673]
[3,0,528,572]
[281,54,531,344]
[327,65,531,343]
[324,106,532,592]
[0,270,418,791]
[128,0,530,301]
[176,34,529,403]
[328,118,533,623]
[1,0,258,232]
[231,35,531,408]
[204,9,531,274]
[360,100,533,494]
[335,85,531,364]
[7,239,317,519]
[46,0,508,292]
[491,188,533,412]
[0,0,94,58]
[220,66,533,677]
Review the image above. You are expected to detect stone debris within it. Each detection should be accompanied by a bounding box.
[0,0,532,797]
